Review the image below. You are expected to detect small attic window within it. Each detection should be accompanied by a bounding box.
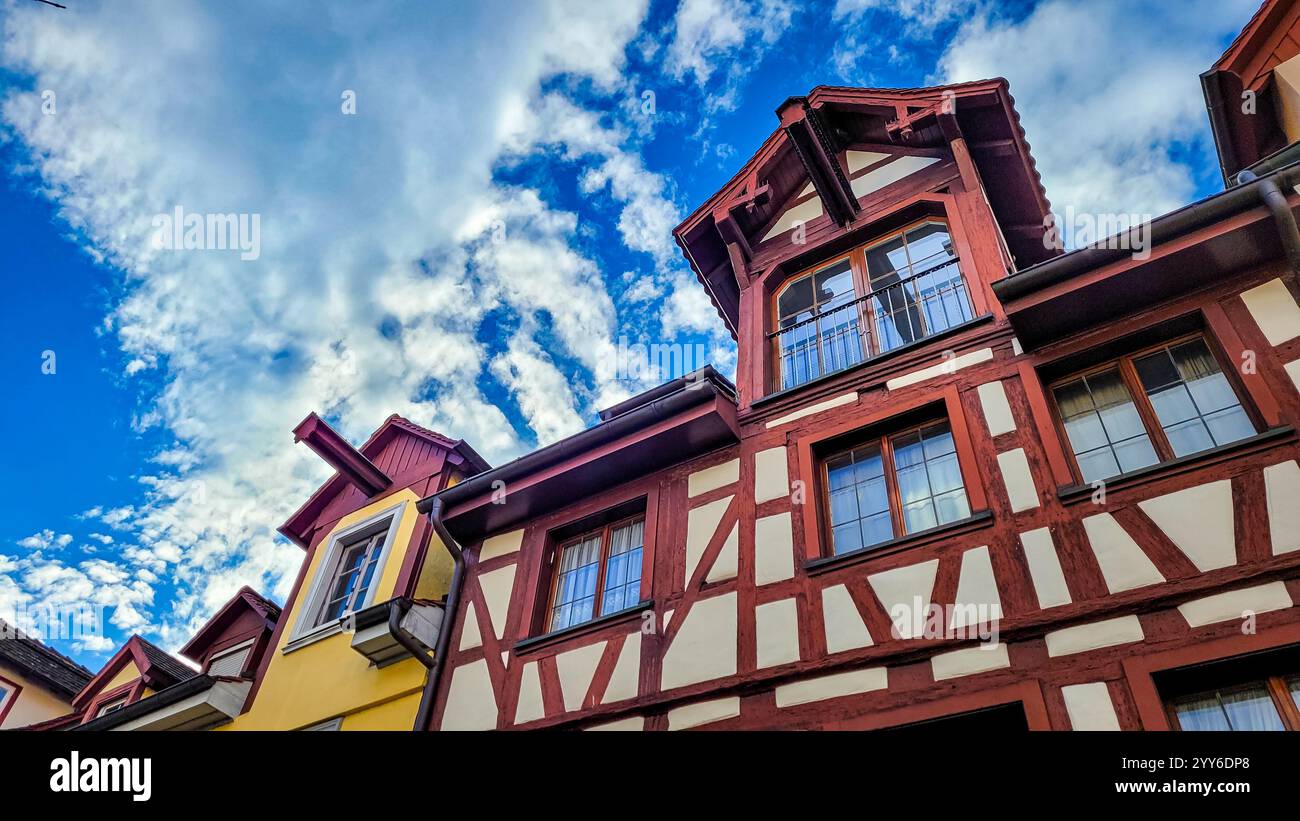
[206,639,256,678]
[287,500,406,649]
[96,695,129,717]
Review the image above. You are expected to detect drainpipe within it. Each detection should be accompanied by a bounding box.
[410,495,463,731]
[1238,168,1300,276]
[386,597,434,667]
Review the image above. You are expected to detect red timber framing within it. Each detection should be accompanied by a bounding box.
[0,673,23,725]
[425,61,1300,731]
[676,83,1043,411]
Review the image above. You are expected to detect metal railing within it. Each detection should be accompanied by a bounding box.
[770,257,974,391]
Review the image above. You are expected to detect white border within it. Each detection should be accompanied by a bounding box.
[283,499,407,654]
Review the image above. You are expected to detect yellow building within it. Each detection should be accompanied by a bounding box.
[52,413,486,732]
[0,622,92,730]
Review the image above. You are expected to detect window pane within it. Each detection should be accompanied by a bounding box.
[777,276,814,319]
[892,421,968,534]
[1053,369,1157,482]
[1173,695,1232,731]
[601,519,644,616]
[1289,676,1300,711]
[1112,435,1160,474]
[933,488,971,525]
[925,452,964,495]
[551,534,602,631]
[855,475,889,518]
[1136,338,1254,456]
[896,463,932,505]
[832,522,863,555]
[826,440,894,555]
[903,223,955,268]
[1062,412,1108,454]
[1076,447,1121,484]
[1146,385,1198,426]
[859,512,894,548]
[1219,684,1286,731]
[902,498,937,532]
[813,260,854,305]
[1163,418,1215,457]
[865,236,909,288]
[1173,682,1286,731]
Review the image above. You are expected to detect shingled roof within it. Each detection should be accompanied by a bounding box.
[134,636,199,684]
[0,621,94,700]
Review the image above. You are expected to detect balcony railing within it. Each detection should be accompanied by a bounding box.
[770,257,975,392]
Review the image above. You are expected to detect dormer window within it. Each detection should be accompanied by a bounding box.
[772,220,973,391]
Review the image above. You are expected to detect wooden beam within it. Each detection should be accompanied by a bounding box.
[782,102,859,226]
[293,412,392,497]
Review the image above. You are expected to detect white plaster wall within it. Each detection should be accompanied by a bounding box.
[755,598,801,669]
[1138,481,1236,571]
[1019,527,1072,608]
[661,592,737,690]
[1081,513,1164,593]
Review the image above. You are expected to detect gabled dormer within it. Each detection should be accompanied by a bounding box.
[179,586,280,678]
[71,635,196,724]
[1202,0,1300,184]
[674,81,1055,409]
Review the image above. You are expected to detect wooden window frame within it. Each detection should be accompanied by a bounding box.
[770,217,971,392]
[1046,331,1263,485]
[795,386,988,562]
[819,417,969,556]
[286,499,406,651]
[1165,672,1300,731]
[96,694,130,717]
[541,513,646,635]
[205,637,257,678]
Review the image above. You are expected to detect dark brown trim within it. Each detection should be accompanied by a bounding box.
[1056,425,1295,502]
[513,600,653,656]
[804,510,994,575]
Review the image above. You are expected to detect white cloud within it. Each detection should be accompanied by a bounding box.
[832,0,978,80]
[934,0,1261,221]
[0,0,661,651]
[665,0,795,113]
[16,530,72,550]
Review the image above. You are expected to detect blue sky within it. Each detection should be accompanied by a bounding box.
[0,0,1261,667]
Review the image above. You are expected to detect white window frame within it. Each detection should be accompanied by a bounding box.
[284,499,406,653]
[0,682,14,714]
[97,695,129,717]
[300,717,342,731]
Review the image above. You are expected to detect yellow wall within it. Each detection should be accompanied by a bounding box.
[1274,55,1300,144]
[222,489,436,730]
[0,667,76,729]
[101,660,142,693]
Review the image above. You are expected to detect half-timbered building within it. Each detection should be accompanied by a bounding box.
[23,0,1300,734]
[421,5,1300,732]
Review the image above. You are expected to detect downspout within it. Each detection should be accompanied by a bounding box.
[1238,168,1300,276]
[386,598,434,667]
[411,495,463,731]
